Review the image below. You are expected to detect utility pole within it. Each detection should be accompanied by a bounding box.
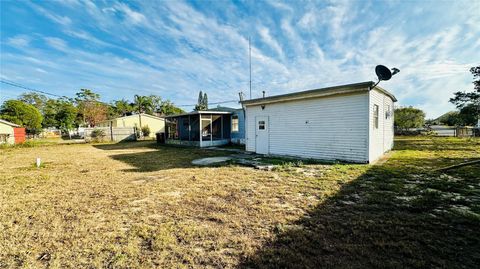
[249,36,252,99]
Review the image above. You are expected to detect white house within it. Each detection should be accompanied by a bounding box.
[240,81,397,163]
[0,119,20,145]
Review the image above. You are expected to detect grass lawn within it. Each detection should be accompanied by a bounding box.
[0,137,479,268]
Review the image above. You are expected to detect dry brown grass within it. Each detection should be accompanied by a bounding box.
[0,141,349,268]
[1,137,479,268]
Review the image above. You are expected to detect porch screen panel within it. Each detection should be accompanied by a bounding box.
[166,119,178,139]
[201,115,211,141]
[212,115,222,140]
[190,116,200,141]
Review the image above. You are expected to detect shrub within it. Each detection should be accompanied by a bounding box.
[141,125,151,137]
[91,128,106,142]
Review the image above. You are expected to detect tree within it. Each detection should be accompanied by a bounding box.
[149,95,163,114]
[158,100,185,115]
[55,99,78,135]
[133,95,155,134]
[394,107,425,131]
[436,111,463,126]
[75,89,107,127]
[18,92,48,111]
[203,92,208,109]
[450,66,480,126]
[194,91,208,111]
[0,100,43,134]
[133,95,154,114]
[42,99,60,128]
[112,99,133,117]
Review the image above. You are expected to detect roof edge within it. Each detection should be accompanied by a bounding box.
[97,113,165,124]
[372,85,397,102]
[241,81,397,106]
[165,110,232,118]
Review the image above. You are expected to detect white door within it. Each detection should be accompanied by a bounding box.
[255,116,269,154]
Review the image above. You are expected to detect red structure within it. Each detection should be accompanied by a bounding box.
[13,127,26,144]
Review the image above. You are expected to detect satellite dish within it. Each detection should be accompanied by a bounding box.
[375,65,392,81]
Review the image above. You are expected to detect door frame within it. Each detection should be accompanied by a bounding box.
[255,116,269,154]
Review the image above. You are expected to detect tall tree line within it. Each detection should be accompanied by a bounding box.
[0,89,184,134]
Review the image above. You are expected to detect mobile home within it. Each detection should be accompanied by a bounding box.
[240,81,397,163]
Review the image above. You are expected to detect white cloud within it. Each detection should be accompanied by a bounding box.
[6,35,31,47]
[1,0,478,117]
[258,26,284,59]
[31,4,72,26]
[44,37,68,51]
[114,3,147,26]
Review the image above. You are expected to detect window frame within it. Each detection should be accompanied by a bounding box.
[258,120,266,130]
[231,115,239,132]
[373,104,379,129]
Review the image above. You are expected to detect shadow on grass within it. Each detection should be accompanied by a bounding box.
[94,142,233,172]
[93,140,159,150]
[394,137,480,151]
[238,158,480,268]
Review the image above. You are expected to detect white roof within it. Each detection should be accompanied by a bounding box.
[0,119,20,127]
[241,81,397,106]
[97,113,164,124]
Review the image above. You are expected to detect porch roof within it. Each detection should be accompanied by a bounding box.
[165,110,232,118]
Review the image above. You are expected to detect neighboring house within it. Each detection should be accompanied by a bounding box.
[96,114,165,138]
[0,119,24,145]
[208,106,245,144]
[164,108,245,147]
[240,81,397,163]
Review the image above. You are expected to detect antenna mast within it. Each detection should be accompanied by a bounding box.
[249,36,252,99]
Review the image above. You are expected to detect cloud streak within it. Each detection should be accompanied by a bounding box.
[0,0,478,117]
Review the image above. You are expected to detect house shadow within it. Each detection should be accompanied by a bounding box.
[93,140,159,151]
[238,158,480,269]
[394,137,480,152]
[93,142,234,172]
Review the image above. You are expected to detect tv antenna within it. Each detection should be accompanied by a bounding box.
[249,37,252,99]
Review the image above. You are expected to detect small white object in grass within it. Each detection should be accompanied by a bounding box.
[36,157,41,168]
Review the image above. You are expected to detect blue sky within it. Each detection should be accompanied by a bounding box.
[0,0,479,118]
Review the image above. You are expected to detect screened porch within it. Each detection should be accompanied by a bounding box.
[165,111,231,147]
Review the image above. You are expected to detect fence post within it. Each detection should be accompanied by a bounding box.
[110,122,114,142]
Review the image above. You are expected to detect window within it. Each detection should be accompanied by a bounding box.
[385,105,391,119]
[231,115,239,132]
[258,120,265,130]
[0,134,8,144]
[166,119,178,139]
[373,104,379,129]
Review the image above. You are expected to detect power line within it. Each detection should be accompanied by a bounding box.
[1,79,65,98]
[0,79,114,106]
[1,79,240,108]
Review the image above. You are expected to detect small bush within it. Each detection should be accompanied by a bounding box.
[91,129,106,142]
[141,126,151,137]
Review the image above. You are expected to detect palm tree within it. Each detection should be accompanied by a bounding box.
[114,99,133,116]
[134,95,153,136]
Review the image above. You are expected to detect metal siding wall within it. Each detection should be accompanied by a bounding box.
[383,95,394,152]
[245,92,369,162]
[369,89,394,162]
[230,110,245,140]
